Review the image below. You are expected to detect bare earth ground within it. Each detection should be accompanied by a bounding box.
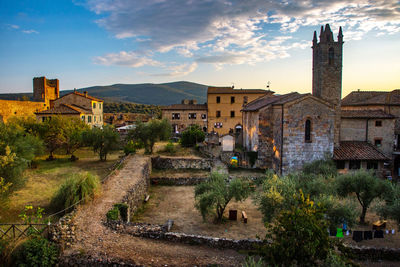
[135,186,266,240]
[66,155,245,266]
[0,149,121,223]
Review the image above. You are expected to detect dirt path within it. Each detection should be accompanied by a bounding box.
[65,154,245,266]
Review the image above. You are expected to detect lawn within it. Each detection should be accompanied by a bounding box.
[0,148,123,223]
[133,186,266,240]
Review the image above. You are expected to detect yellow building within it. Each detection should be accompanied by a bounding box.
[207,87,272,135]
[0,76,59,123]
[36,90,104,127]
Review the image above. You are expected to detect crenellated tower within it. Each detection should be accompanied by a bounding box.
[312,24,343,147]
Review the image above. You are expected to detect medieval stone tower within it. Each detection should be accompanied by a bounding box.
[312,24,343,147]
[33,76,59,108]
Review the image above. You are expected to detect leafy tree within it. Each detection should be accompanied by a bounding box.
[194,171,251,221]
[128,119,171,154]
[40,116,68,160]
[336,170,392,224]
[63,118,89,160]
[0,121,43,188]
[378,183,400,230]
[83,125,120,161]
[256,171,297,223]
[180,125,205,147]
[259,190,335,266]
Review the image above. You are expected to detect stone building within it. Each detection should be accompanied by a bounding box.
[207,87,272,135]
[242,24,343,174]
[0,76,59,123]
[161,99,207,133]
[243,93,335,174]
[340,90,400,176]
[36,90,104,128]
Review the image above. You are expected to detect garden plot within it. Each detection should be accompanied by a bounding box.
[134,186,266,240]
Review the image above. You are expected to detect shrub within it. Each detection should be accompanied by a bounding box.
[164,142,176,154]
[123,140,137,155]
[106,203,129,221]
[301,156,337,177]
[180,125,205,147]
[106,206,119,221]
[259,191,333,266]
[50,172,100,212]
[13,236,58,267]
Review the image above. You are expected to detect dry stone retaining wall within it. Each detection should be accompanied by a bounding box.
[150,177,207,185]
[50,212,76,248]
[122,159,151,220]
[151,156,212,170]
[106,221,263,251]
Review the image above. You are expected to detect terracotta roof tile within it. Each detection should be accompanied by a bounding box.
[333,141,389,161]
[207,86,273,94]
[35,104,81,115]
[242,92,304,111]
[342,90,400,106]
[341,110,395,119]
[58,91,104,102]
[161,104,207,110]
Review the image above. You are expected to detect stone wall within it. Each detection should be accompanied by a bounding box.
[151,156,212,170]
[106,221,263,251]
[50,212,77,248]
[151,177,207,185]
[59,254,139,266]
[121,157,151,220]
[282,97,335,175]
[0,99,46,122]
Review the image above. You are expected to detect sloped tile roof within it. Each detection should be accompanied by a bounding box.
[333,141,389,161]
[59,91,104,102]
[341,110,395,119]
[161,104,207,110]
[207,86,273,94]
[35,104,92,115]
[242,92,305,111]
[342,90,400,106]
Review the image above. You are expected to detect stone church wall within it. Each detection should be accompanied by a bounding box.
[282,98,335,175]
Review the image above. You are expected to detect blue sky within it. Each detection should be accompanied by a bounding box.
[0,0,399,97]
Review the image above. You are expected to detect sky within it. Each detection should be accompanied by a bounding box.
[0,0,399,97]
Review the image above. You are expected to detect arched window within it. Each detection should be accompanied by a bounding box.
[305,119,312,142]
[328,47,334,65]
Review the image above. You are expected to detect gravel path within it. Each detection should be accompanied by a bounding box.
[64,154,244,266]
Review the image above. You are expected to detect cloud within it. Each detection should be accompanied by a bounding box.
[93,51,160,67]
[22,29,39,34]
[6,24,20,29]
[85,0,400,66]
[151,62,198,77]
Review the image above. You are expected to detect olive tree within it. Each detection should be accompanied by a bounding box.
[83,125,120,161]
[194,171,251,221]
[336,170,392,224]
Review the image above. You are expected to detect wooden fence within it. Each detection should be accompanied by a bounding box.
[0,223,50,240]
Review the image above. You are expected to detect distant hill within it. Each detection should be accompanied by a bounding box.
[0,81,208,105]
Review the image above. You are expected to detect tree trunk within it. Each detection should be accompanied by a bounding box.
[360,206,367,224]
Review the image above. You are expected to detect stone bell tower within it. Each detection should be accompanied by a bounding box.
[312,24,343,147]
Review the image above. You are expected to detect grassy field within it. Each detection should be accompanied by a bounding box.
[0,148,123,223]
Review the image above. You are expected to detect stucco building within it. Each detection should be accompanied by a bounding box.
[161,99,207,133]
[36,90,104,127]
[207,86,272,135]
